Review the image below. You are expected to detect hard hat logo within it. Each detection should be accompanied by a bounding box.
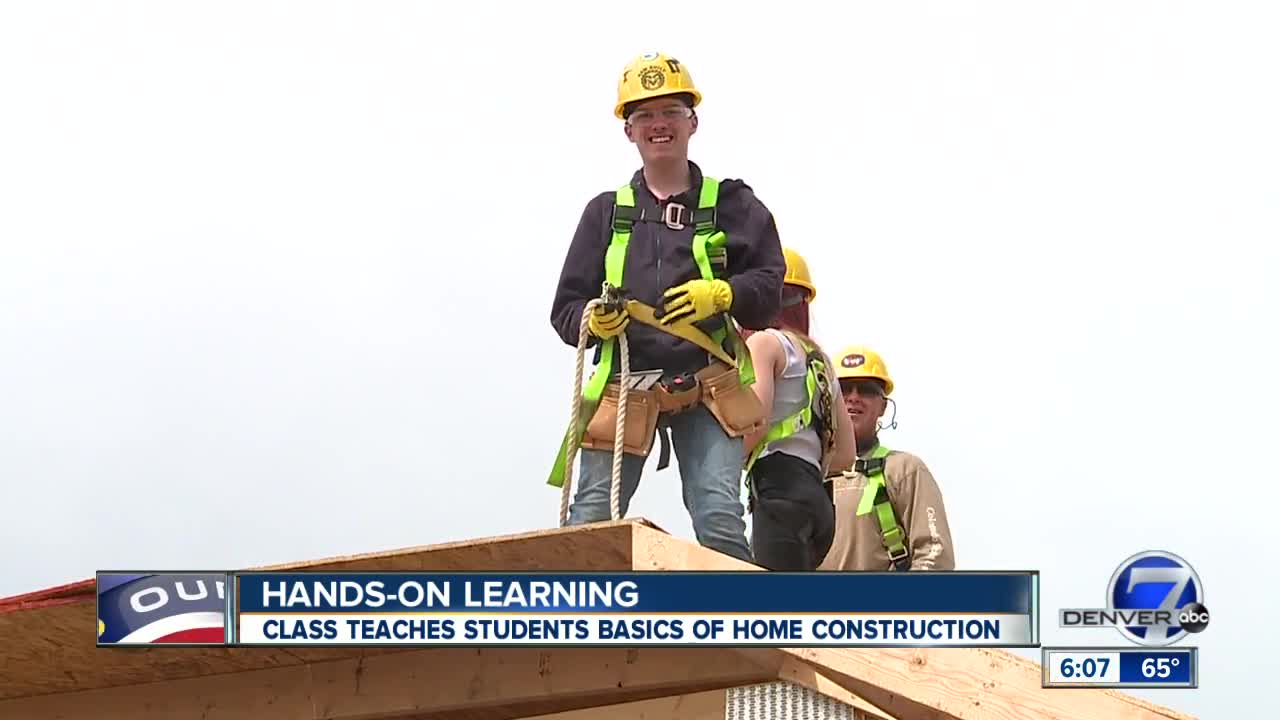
[834,345,894,395]
[614,52,702,119]
[639,67,665,90]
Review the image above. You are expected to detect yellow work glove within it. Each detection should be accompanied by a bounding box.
[660,278,733,325]
[588,303,629,339]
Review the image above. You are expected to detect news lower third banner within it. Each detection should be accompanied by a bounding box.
[97,571,1039,648]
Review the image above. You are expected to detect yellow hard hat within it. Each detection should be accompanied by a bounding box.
[834,345,894,396]
[782,247,817,303]
[615,52,702,119]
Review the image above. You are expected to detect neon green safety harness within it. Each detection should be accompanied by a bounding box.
[854,444,911,570]
[743,331,835,476]
[547,176,756,527]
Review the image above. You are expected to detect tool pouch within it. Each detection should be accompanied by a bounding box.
[581,384,660,456]
[653,379,702,415]
[696,362,767,437]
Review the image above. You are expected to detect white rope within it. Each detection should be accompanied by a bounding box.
[559,298,629,527]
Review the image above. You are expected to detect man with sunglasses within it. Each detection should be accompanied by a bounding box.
[547,52,786,563]
[818,346,956,571]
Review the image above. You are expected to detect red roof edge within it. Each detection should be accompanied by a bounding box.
[0,578,95,614]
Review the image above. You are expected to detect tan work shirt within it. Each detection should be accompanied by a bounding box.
[818,443,956,571]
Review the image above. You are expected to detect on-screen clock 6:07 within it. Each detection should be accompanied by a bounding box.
[1048,650,1121,684]
[1041,647,1198,688]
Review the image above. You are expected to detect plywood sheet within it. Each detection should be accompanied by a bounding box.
[0,596,357,700]
[0,520,650,701]
[307,646,776,720]
[0,647,775,720]
[249,518,650,573]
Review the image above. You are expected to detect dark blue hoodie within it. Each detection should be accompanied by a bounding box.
[550,161,787,376]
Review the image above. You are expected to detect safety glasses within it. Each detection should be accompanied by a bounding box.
[627,105,693,126]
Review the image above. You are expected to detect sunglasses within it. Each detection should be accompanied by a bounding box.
[840,379,885,398]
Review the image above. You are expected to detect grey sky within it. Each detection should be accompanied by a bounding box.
[2,2,1277,717]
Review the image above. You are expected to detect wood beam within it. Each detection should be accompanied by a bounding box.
[0,662,316,720]
[631,523,763,573]
[771,656,898,720]
[309,646,777,720]
[513,689,726,720]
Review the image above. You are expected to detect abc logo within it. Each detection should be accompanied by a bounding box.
[1178,602,1211,633]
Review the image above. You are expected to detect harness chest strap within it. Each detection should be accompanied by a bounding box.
[853,444,911,570]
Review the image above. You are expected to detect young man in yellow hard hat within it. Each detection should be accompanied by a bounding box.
[817,346,956,571]
[547,52,786,563]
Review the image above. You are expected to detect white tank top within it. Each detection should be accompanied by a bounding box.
[756,329,823,470]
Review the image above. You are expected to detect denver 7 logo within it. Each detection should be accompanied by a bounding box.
[1109,551,1204,646]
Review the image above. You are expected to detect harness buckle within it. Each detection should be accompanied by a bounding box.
[886,544,911,569]
[663,202,687,230]
[611,204,637,234]
[881,525,910,569]
[855,457,886,476]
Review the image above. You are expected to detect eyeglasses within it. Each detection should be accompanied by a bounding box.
[627,105,693,126]
[840,379,885,398]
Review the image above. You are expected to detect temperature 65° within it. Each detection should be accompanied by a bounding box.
[1142,656,1180,678]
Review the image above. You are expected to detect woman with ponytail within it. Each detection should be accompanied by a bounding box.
[742,247,856,571]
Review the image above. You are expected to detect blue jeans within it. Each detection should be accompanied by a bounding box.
[566,404,752,563]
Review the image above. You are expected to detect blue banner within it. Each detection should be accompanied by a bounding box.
[235,571,1036,614]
